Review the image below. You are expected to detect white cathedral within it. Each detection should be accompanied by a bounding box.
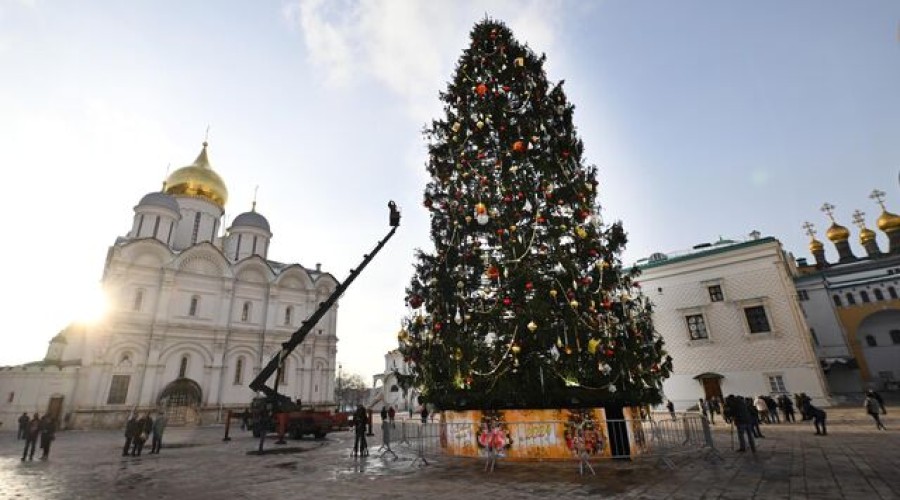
[0,142,339,429]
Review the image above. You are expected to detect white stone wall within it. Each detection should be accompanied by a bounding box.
[639,239,830,409]
[0,366,78,432]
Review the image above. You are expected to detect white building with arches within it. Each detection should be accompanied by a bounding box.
[0,142,339,429]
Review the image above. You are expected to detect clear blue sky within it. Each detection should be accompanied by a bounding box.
[1,0,898,379]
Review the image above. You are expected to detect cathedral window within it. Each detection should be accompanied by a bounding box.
[233,357,244,385]
[107,375,130,404]
[874,289,884,301]
[153,216,161,239]
[707,285,724,302]
[744,306,771,333]
[189,295,200,316]
[241,302,251,322]
[685,314,708,340]
[832,294,842,307]
[133,289,144,312]
[235,234,242,260]
[167,221,174,245]
[179,356,189,378]
[284,306,293,326]
[252,236,258,255]
[860,291,870,303]
[889,287,898,300]
[865,335,877,347]
[191,213,201,245]
[891,330,900,345]
[136,214,145,237]
[767,374,787,394]
[845,293,856,305]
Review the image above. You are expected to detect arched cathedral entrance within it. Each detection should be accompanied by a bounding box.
[157,378,202,425]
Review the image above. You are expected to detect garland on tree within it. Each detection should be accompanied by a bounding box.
[397,19,672,411]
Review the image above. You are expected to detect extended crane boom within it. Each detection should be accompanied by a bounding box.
[249,201,401,399]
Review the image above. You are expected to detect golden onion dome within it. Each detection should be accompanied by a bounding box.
[809,238,824,253]
[825,222,850,242]
[859,228,876,244]
[164,142,228,208]
[877,210,900,233]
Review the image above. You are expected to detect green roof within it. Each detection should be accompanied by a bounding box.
[637,237,778,270]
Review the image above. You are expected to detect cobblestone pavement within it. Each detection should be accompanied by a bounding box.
[0,407,897,500]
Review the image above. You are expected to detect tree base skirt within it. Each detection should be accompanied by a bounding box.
[437,407,645,460]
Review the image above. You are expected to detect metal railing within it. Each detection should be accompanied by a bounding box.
[393,413,718,473]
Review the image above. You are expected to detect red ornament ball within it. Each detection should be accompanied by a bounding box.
[512,140,526,153]
[408,295,423,309]
[476,83,488,96]
[503,297,512,306]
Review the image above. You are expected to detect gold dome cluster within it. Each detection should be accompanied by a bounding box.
[164,142,228,208]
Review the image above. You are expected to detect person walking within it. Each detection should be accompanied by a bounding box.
[388,406,396,428]
[17,412,30,440]
[39,415,56,460]
[123,414,138,457]
[865,393,887,430]
[866,390,886,415]
[420,405,429,424]
[22,413,41,461]
[150,411,168,454]
[380,406,388,425]
[666,400,676,421]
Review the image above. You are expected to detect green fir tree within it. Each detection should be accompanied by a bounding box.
[397,19,672,411]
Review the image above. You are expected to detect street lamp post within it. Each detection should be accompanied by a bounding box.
[337,364,343,412]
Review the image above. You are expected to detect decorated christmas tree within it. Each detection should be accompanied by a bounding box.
[397,19,672,411]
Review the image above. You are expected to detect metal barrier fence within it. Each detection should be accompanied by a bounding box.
[393,413,719,473]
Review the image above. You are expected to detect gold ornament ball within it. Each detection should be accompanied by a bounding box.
[570,300,580,308]
[550,289,558,298]
[511,344,521,354]
[527,321,538,332]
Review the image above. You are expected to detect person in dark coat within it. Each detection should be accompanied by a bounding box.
[866,390,886,415]
[123,414,139,456]
[352,405,368,457]
[802,399,827,435]
[779,394,796,423]
[17,412,29,440]
[22,413,41,460]
[39,415,56,460]
[388,406,396,428]
[131,412,153,456]
[725,396,755,453]
[864,394,887,430]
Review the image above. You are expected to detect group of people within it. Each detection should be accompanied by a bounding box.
[379,405,396,428]
[721,393,831,453]
[123,411,168,456]
[17,412,56,461]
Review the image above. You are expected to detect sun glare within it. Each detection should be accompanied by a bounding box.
[72,285,110,324]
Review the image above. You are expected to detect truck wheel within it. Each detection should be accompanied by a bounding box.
[313,431,326,439]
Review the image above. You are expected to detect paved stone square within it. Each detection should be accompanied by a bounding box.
[0,408,897,499]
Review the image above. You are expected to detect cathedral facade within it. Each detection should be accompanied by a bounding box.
[0,143,339,429]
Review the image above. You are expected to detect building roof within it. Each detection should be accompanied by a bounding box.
[137,191,180,213]
[636,237,777,270]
